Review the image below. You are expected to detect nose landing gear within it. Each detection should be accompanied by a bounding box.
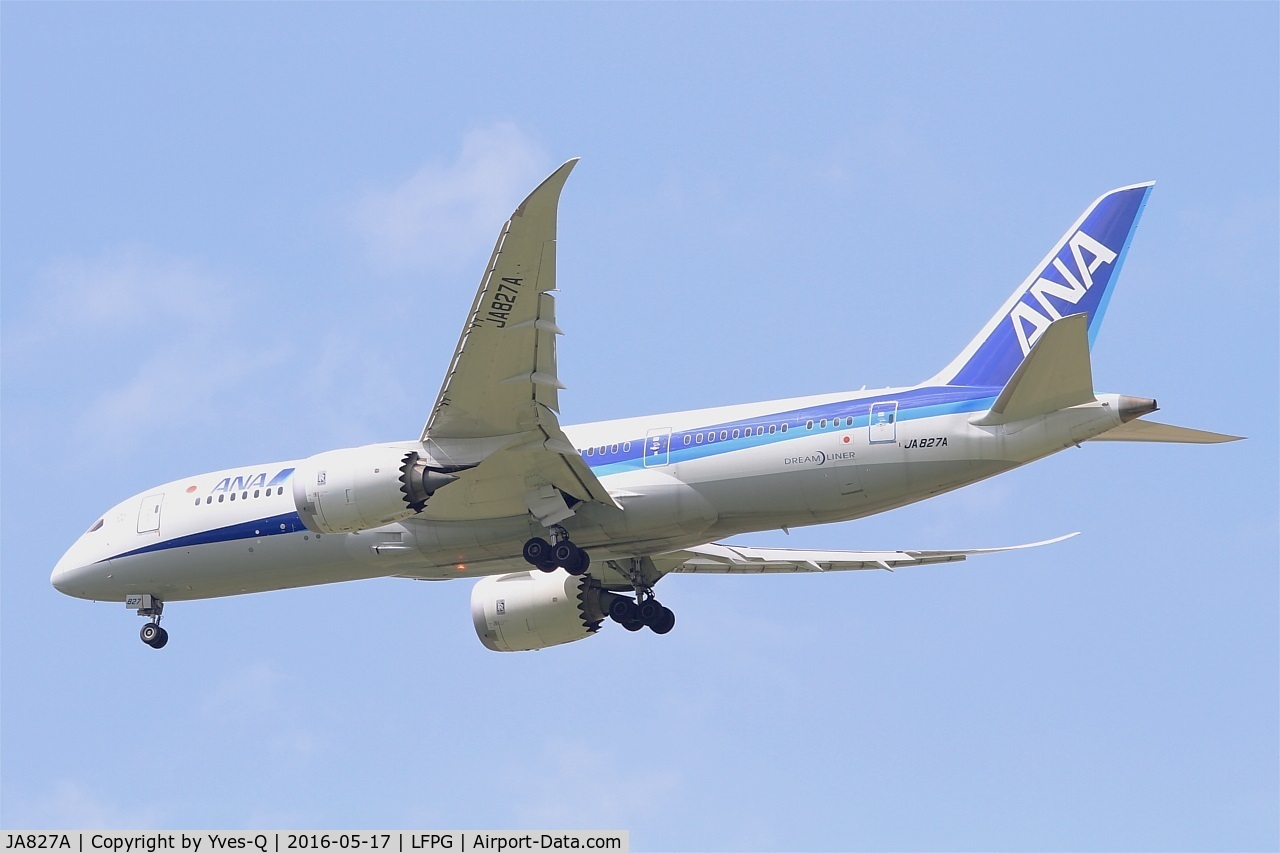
[126,594,168,649]
[140,621,168,649]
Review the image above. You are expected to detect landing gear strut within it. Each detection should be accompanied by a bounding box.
[522,525,590,576]
[127,594,168,649]
[603,558,675,635]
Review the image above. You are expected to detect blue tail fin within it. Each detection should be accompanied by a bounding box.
[929,182,1155,388]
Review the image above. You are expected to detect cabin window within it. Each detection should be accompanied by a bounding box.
[732,428,740,439]
[696,433,704,444]
[585,447,593,457]
[769,424,777,435]
[218,495,225,503]
[683,435,691,446]
[806,420,814,430]
[254,490,260,498]
[781,423,789,433]
[623,441,632,452]
[610,444,619,454]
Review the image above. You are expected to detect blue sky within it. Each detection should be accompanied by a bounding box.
[3,4,1276,850]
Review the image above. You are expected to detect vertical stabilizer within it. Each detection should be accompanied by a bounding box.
[929,182,1154,388]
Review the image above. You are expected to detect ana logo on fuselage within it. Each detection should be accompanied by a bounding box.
[1008,229,1117,356]
[210,467,295,494]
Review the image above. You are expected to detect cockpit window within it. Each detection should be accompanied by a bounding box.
[88,518,104,533]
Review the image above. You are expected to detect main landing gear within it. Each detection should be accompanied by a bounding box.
[606,592,675,635]
[127,594,168,649]
[521,534,677,637]
[522,526,591,576]
[603,556,675,635]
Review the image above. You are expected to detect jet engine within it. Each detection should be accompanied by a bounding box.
[292,445,457,535]
[471,570,623,652]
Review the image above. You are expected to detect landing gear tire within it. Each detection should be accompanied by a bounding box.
[140,623,168,648]
[564,547,591,576]
[552,540,580,568]
[650,606,676,635]
[608,597,638,624]
[622,619,645,632]
[638,598,665,627]
[523,537,552,567]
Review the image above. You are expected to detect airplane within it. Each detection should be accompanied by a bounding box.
[51,160,1240,651]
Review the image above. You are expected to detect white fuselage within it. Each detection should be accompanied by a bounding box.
[50,383,1127,603]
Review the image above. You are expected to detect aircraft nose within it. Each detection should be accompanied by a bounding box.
[51,544,101,600]
[51,550,80,595]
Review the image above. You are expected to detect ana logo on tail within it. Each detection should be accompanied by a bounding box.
[930,182,1152,390]
[1009,229,1118,356]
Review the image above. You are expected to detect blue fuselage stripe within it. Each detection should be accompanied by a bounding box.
[104,512,308,563]
[581,384,999,476]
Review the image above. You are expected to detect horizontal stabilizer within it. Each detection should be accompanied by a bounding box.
[972,313,1094,426]
[1091,419,1243,444]
[655,533,1078,575]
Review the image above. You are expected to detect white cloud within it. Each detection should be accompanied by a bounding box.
[72,342,290,451]
[352,123,548,274]
[3,779,161,829]
[7,245,236,351]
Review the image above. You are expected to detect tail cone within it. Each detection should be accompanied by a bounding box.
[1118,396,1158,423]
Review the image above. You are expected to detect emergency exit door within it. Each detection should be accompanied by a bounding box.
[644,428,671,467]
[869,401,898,443]
[137,494,164,534]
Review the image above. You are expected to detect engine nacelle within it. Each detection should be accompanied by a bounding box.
[291,444,457,535]
[471,570,616,652]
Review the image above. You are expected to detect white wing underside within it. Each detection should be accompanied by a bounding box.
[416,159,618,522]
[654,533,1079,574]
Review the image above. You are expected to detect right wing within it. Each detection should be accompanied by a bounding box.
[652,534,1079,575]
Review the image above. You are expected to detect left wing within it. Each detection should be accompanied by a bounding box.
[653,533,1078,574]
[414,160,619,523]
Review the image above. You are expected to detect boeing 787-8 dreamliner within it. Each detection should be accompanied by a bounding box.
[52,160,1239,651]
